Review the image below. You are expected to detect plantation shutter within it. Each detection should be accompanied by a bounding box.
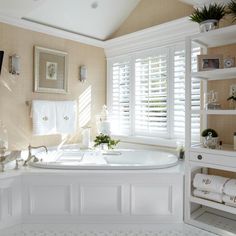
[191,47,201,141]
[173,46,201,140]
[173,48,185,138]
[134,52,168,137]
[110,61,131,135]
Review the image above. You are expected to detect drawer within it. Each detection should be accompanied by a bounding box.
[190,151,236,168]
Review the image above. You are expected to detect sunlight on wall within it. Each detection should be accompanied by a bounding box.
[0,66,15,92]
[79,86,92,128]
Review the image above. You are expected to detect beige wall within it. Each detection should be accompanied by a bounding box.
[207,44,236,145]
[110,0,193,39]
[0,22,106,150]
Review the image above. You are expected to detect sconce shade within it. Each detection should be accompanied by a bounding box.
[9,54,20,75]
[79,65,87,82]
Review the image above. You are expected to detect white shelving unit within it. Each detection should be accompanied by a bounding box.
[185,24,236,236]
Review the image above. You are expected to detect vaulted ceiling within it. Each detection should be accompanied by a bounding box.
[0,0,140,40]
[0,0,230,42]
[180,0,231,7]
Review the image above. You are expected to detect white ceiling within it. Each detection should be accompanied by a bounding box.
[0,0,140,40]
[180,0,231,7]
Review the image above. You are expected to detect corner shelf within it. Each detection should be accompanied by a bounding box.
[191,110,236,115]
[186,25,236,235]
[190,196,236,215]
[191,67,236,81]
[191,24,236,48]
[189,208,236,236]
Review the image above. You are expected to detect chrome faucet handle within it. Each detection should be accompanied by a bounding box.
[15,159,24,170]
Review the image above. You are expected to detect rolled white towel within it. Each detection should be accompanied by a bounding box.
[223,194,236,207]
[223,179,236,196]
[193,173,229,194]
[193,189,223,203]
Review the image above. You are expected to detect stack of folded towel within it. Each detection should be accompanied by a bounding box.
[193,173,229,203]
[223,179,236,207]
[193,173,236,207]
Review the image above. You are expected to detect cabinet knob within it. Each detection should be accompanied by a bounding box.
[197,155,203,160]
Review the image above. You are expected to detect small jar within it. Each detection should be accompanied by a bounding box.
[234,132,236,150]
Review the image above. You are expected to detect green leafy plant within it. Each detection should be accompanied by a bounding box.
[190,4,226,23]
[228,0,236,22]
[94,133,120,149]
[201,128,218,138]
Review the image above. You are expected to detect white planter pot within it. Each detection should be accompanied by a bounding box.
[199,19,219,33]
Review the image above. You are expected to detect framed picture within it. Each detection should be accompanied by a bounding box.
[34,46,68,94]
[197,54,223,71]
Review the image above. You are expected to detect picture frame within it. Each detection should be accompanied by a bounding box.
[197,54,223,71]
[34,46,68,94]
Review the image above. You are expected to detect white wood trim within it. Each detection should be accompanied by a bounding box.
[0,14,105,48]
[105,17,199,58]
[0,15,199,52]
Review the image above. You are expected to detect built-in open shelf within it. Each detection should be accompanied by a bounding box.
[190,196,236,215]
[191,24,236,48]
[191,110,236,115]
[191,67,236,81]
[189,208,236,235]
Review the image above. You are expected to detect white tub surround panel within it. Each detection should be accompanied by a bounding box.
[0,165,183,228]
[0,176,22,230]
[21,171,183,224]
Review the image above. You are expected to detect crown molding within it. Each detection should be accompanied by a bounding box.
[180,0,231,8]
[0,14,105,48]
[104,17,199,58]
[0,14,199,54]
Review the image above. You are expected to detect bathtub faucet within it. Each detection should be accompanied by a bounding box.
[23,145,48,166]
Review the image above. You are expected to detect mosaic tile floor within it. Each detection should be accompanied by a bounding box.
[0,224,216,236]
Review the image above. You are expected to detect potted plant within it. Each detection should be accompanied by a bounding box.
[94,133,120,150]
[190,3,226,32]
[228,0,236,22]
[201,128,219,149]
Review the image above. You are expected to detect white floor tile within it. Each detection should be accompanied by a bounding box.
[0,224,216,236]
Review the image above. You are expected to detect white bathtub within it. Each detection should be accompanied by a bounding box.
[29,148,178,170]
[0,146,183,228]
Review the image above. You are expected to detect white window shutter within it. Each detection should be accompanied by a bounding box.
[173,47,201,140]
[110,61,131,135]
[134,53,168,137]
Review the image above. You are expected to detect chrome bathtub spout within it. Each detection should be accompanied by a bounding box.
[23,145,48,166]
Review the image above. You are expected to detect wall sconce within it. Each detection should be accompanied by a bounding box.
[9,54,20,75]
[79,65,87,82]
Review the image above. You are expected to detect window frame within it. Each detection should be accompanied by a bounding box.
[107,43,195,147]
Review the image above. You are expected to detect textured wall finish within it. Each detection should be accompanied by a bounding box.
[110,0,194,38]
[0,22,106,150]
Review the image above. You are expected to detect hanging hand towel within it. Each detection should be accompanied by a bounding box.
[193,173,229,194]
[223,194,236,207]
[32,100,57,135]
[55,101,77,134]
[223,179,236,196]
[193,189,223,203]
